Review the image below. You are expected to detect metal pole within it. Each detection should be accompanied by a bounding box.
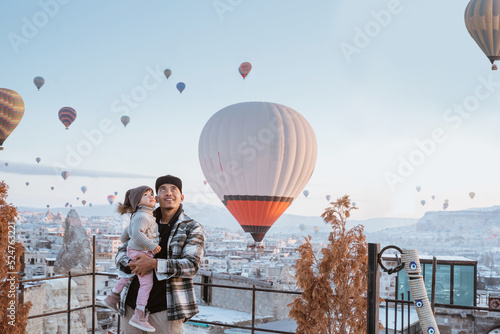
[68,271,71,334]
[400,293,404,333]
[431,256,437,314]
[407,291,411,334]
[252,285,256,334]
[92,235,96,334]
[367,243,380,334]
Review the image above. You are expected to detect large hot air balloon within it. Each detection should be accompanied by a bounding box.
[107,195,116,205]
[36,157,41,163]
[61,171,69,180]
[164,69,172,79]
[0,88,25,150]
[469,192,476,199]
[199,101,317,242]
[303,190,310,198]
[58,107,76,130]
[81,186,87,194]
[326,194,331,201]
[34,76,45,90]
[465,0,500,70]
[239,62,252,79]
[176,82,185,94]
[121,115,130,127]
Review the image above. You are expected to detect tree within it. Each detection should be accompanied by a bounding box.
[289,195,367,333]
[0,181,32,333]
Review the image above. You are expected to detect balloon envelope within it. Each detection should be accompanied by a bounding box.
[36,157,41,163]
[164,69,172,79]
[198,102,317,242]
[465,0,500,69]
[326,194,331,201]
[239,62,252,79]
[81,186,87,194]
[313,226,320,233]
[121,115,130,127]
[421,200,426,206]
[469,192,476,199]
[443,202,449,210]
[114,191,118,196]
[51,187,54,190]
[299,223,306,232]
[82,200,86,205]
[25,182,29,186]
[416,186,421,192]
[107,195,116,204]
[58,107,77,129]
[176,82,185,93]
[0,88,25,150]
[61,171,69,180]
[303,190,310,198]
[34,76,45,90]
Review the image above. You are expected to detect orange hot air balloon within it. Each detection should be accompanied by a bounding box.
[107,195,116,205]
[239,62,252,79]
[0,88,25,150]
[199,102,317,242]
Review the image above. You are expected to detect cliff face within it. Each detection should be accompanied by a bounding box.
[54,209,92,274]
[416,207,500,233]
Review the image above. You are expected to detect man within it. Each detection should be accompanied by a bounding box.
[115,175,205,333]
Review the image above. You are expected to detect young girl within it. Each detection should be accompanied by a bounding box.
[102,185,159,332]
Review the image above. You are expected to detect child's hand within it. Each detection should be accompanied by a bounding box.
[153,245,161,254]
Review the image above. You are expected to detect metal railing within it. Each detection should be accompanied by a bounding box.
[20,235,301,334]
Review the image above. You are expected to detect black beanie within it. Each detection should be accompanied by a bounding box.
[155,175,182,194]
[124,185,152,211]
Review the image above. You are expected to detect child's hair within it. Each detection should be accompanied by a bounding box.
[116,202,134,215]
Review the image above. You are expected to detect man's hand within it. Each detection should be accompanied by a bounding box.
[153,245,161,254]
[128,253,157,276]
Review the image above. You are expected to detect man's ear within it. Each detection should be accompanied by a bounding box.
[180,194,185,202]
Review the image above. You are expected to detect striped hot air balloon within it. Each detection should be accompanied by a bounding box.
[107,195,116,205]
[61,171,69,180]
[465,0,500,70]
[239,62,252,79]
[0,88,25,150]
[58,107,77,130]
[199,102,317,242]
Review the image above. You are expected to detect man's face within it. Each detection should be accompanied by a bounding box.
[156,183,184,210]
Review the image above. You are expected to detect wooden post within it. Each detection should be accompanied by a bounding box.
[367,243,380,334]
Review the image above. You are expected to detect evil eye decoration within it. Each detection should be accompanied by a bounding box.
[427,327,435,334]
[409,261,418,270]
[415,300,423,308]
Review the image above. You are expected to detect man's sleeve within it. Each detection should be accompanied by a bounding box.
[156,221,205,280]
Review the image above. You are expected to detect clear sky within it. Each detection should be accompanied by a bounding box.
[1,0,499,220]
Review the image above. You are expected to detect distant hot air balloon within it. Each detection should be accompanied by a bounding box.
[176,82,186,94]
[199,101,317,242]
[70,205,73,208]
[421,200,426,206]
[89,203,92,207]
[443,202,449,210]
[82,200,86,205]
[65,202,69,207]
[203,180,208,186]
[303,190,310,198]
[46,204,50,208]
[114,191,118,196]
[239,62,252,79]
[326,194,331,201]
[416,186,421,192]
[299,224,306,233]
[81,186,87,194]
[76,197,79,200]
[444,199,449,204]
[469,192,476,199]
[50,187,54,190]
[25,182,29,186]
[4,163,8,167]
[33,76,45,90]
[164,69,172,79]
[352,202,357,207]
[36,157,41,163]
[431,195,435,200]
[313,226,320,234]
[58,107,77,130]
[121,115,130,127]
[465,0,500,70]
[0,88,25,150]
[107,195,116,205]
[61,171,69,180]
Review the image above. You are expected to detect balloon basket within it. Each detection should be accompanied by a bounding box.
[247,242,265,252]
[493,64,498,71]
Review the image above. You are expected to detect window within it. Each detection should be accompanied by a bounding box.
[454,265,474,306]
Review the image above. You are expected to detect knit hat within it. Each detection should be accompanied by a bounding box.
[124,185,152,212]
[155,175,182,194]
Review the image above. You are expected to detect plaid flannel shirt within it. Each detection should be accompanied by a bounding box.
[117,212,205,321]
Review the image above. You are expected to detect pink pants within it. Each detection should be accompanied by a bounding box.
[113,248,154,307]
